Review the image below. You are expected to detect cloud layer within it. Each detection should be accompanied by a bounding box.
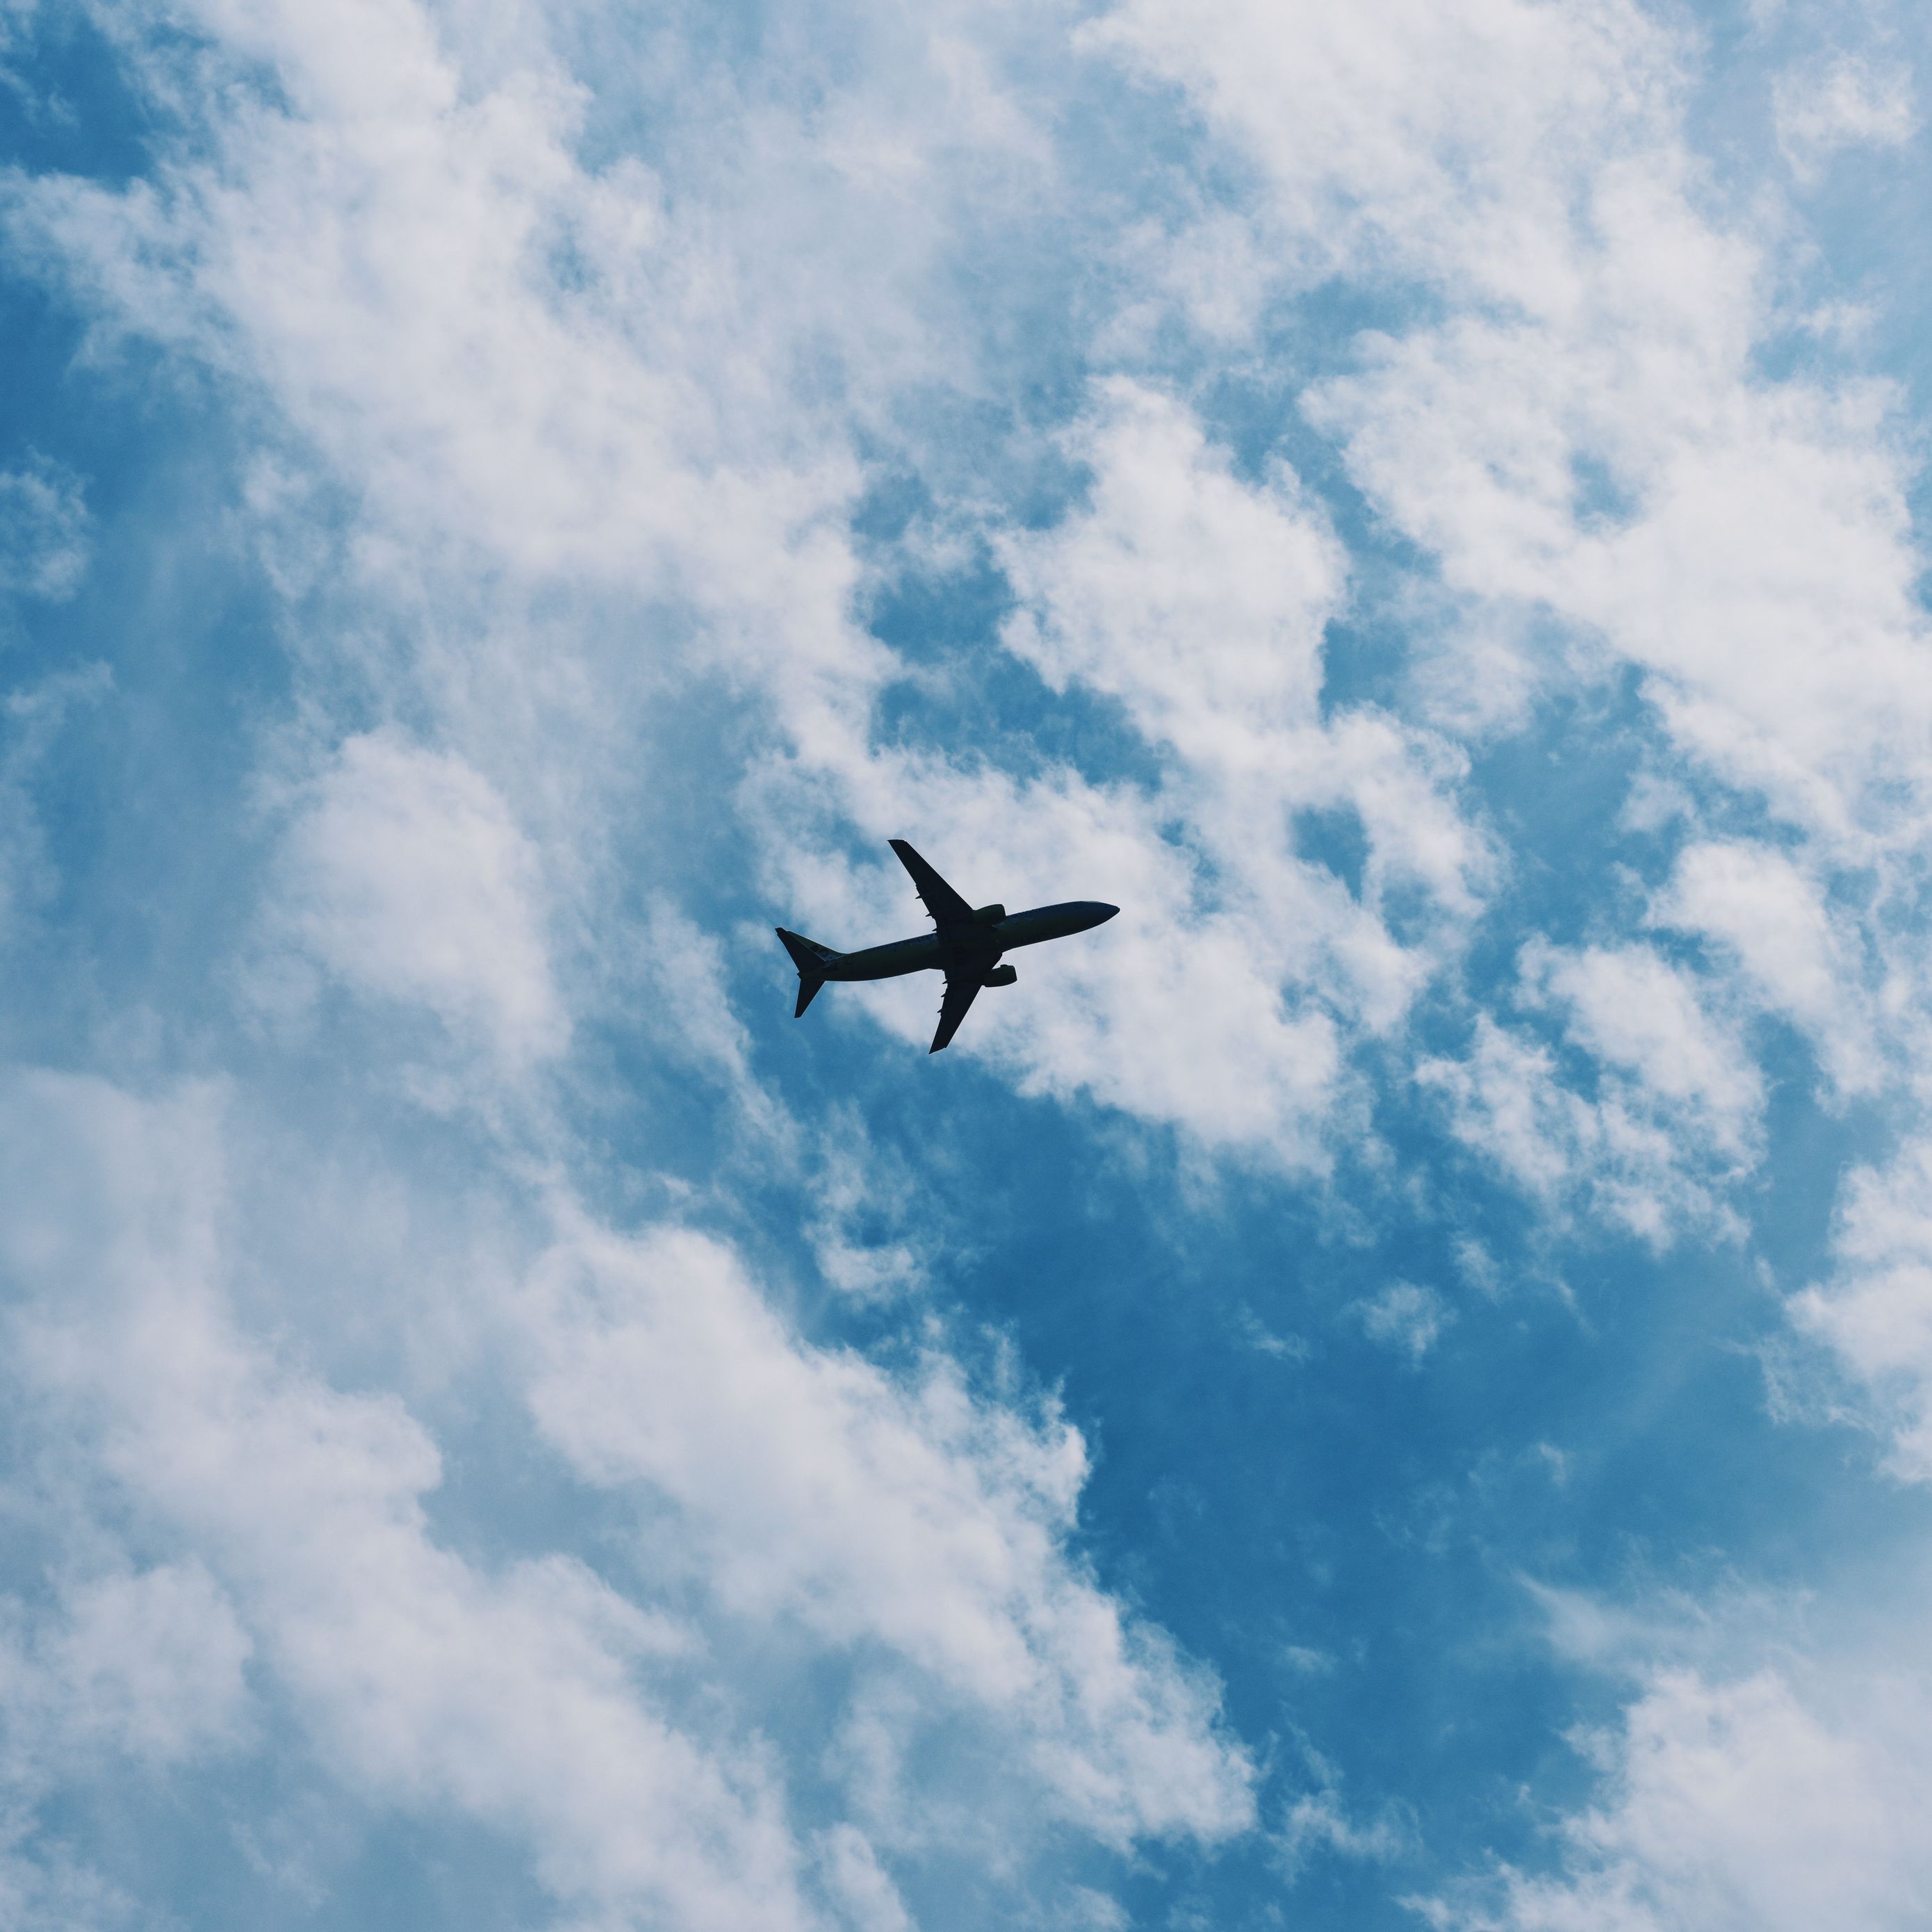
[0,0,1930,1925]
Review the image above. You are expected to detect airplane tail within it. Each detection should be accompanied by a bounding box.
[776,928,840,1017]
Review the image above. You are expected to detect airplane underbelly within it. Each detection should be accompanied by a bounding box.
[992,919,1053,947]
[833,938,942,980]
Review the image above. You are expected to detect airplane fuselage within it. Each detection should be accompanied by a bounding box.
[824,901,1117,983]
[778,841,1118,1051]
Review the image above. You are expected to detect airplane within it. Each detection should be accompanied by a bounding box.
[776,840,1118,1054]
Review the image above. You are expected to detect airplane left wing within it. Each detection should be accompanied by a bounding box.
[929,971,983,1054]
[890,839,975,932]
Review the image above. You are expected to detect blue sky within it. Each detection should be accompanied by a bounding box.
[2,0,1932,1927]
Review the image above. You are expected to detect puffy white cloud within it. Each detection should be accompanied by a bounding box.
[1001,379,1343,766]
[0,17,1271,1905]
[814,1825,912,1932]
[1312,288,1932,850]
[1425,1664,1932,1931]
[1791,1136,1932,1480]
[1090,0,1687,312]
[1102,1,1932,862]
[0,1064,1250,1918]
[1524,942,1762,1161]
[755,746,1356,1157]
[1001,379,1486,912]
[1061,0,1932,1241]
[0,1068,815,1931]
[270,730,567,1067]
[930,378,1487,1152]
[0,1546,252,1930]
[10,0,1911,1162]
[1421,943,1760,1245]
[3,0,1931,1925]
[1651,840,1878,1095]
[1421,1020,1580,1204]
[0,1832,138,1932]
[11,0,1504,1159]
[638,897,789,1143]
[1277,1786,1412,1881]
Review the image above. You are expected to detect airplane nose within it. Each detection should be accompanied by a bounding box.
[1094,903,1119,922]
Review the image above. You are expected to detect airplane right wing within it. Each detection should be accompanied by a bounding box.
[890,838,975,932]
[929,970,983,1054]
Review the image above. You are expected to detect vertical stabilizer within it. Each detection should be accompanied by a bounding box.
[776,928,837,1017]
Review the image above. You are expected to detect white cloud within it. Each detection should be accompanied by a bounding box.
[0,459,89,601]
[1350,1282,1452,1361]
[815,1825,912,1932]
[0,1830,139,1932]
[1064,0,1932,1195]
[1414,935,1762,1252]
[804,1113,928,1304]
[0,1068,816,1932]
[10,0,1913,1175]
[1419,942,1762,1248]
[1089,0,1687,313]
[28,1564,252,1767]
[938,378,1487,1152]
[270,730,567,1067]
[521,1211,1256,1850]
[1001,379,1343,767]
[1277,1787,1411,1881]
[8,0,1505,1159]
[1775,55,1917,180]
[1651,840,1878,1095]
[639,897,788,1142]
[756,750,1355,1159]
[1099,1,1932,865]
[1791,1136,1932,1480]
[1523,942,1763,1162]
[0,1063,1251,1916]
[1425,1665,1932,1931]
[3,2,1931,1926]
[1001,381,1486,918]
[0,15,1275,1904]
[1311,297,1932,851]
[0,1550,254,1879]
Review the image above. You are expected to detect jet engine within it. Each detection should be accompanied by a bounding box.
[972,903,1006,924]
[982,964,1017,987]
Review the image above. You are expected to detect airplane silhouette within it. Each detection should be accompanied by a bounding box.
[777,840,1118,1053]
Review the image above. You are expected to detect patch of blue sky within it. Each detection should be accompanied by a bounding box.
[860,548,1169,793]
[0,5,154,188]
[0,504,286,1093]
[45,1766,559,1932]
[676,998,1881,1926]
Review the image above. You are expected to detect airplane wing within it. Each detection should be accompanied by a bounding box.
[890,838,975,932]
[929,971,983,1054]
